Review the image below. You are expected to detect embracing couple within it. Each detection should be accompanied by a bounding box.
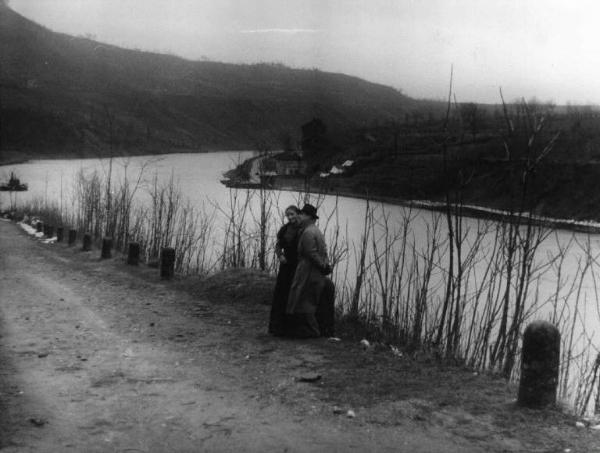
[268,203,334,338]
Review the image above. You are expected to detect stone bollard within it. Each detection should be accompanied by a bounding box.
[56,227,64,242]
[518,321,560,408]
[101,237,113,259]
[82,232,92,251]
[42,224,48,236]
[36,221,43,233]
[46,225,54,238]
[127,242,140,266]
[68,229,77,246]
[160,247,175,280]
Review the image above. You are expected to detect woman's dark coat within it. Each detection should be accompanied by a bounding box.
[268,222,299,336]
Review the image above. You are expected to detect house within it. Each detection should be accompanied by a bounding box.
[301,118,327,153]
[273,151,307,176]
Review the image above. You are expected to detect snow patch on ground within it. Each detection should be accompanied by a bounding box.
[19,222,38,235]
[18,221,56,242]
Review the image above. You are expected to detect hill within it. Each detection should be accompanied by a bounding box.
[0,1,424,162]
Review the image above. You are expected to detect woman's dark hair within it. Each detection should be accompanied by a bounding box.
[285,205,300,214]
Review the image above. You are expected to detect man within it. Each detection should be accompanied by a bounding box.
[286,203,332,338]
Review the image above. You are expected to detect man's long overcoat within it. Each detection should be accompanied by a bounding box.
[287,223,329,314]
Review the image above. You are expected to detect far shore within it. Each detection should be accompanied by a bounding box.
[0,147,254,167]
[266,178,600,235]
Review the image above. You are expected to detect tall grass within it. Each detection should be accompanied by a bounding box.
[21,161,216,275]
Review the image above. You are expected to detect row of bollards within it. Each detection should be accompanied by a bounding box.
[124,243,174,280]
[31,219,176,280]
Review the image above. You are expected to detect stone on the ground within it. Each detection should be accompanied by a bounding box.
[298,373,322,383]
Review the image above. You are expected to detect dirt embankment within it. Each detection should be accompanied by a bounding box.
[0,219,597,452]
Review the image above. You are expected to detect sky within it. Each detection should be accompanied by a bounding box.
[8,0,600,105]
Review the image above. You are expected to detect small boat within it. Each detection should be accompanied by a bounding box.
[0,172,28,191]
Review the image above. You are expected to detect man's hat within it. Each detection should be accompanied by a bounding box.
[300,203,319,219]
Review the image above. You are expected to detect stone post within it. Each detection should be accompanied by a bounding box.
[46,225,54,238]
[127,242,140,266]
[160,247,175,280]
[36,221,43,233]
[82,232,92,251]
[68,229,77,246]
[56,227,64,242]
[518,321,560,408]
[101,237,113,259]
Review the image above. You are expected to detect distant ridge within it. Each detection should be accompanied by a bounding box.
[0,2,419,160]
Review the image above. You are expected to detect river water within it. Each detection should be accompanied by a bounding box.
[2,152,600,409]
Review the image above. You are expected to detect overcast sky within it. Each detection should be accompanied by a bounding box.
[8,0,600,104]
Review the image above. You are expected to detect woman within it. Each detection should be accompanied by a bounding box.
[286,204,331,338]
[268,205,301,336]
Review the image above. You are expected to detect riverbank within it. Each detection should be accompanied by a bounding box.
[1,218,598,452]
[245,176,600,235]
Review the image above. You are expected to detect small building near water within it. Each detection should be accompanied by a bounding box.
[272,151,307,176]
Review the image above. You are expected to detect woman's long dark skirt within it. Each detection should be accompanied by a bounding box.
[286,313,320,338]
[268,263,295,336]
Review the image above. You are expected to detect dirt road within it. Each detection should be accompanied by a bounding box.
[0,220,479,452]
[0,219,596,452]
